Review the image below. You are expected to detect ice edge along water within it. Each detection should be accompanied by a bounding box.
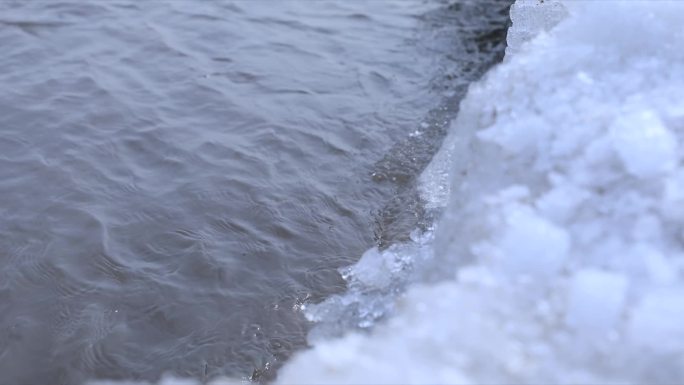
[278,1,684,384]
[91,1,684,384]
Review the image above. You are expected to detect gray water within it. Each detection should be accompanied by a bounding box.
[0,1,511,384]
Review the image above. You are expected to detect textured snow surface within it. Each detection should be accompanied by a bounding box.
[278,1,684,383]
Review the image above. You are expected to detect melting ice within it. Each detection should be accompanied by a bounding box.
[92,1,684,384]
[279,1,684,383]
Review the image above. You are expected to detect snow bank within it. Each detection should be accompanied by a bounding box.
[278,1,684,383]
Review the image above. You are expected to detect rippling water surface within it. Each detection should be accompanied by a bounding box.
[0,1,510,383]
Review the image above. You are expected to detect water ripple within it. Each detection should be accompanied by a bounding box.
[0,1,507,383]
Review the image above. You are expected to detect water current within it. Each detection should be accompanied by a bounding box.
[0,1,511,383]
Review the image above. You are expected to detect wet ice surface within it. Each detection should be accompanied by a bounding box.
[301,0,513,345]
[279,1,684,384]
[0,1,511,384]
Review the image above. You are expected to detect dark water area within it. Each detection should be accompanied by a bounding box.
[0,1,511,384]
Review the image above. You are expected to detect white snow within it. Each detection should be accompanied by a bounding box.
[564,269,628,336]
[278,0,684,383]
[610,110,677,179]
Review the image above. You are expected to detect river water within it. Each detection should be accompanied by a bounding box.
[0,1,510,383]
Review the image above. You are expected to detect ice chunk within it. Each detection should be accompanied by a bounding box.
[629,289,684,353]
[506,0,568,57]
[565,269,628,336]
[498,205,570,278]
[610,110,677,179]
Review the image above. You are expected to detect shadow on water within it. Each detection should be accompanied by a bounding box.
[369,1,513,252]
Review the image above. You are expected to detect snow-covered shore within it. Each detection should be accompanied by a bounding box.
[89,2,684,384]
[278,1,684,383]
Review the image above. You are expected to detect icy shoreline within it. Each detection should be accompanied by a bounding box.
[279,1,684,383]
[91,1,684,384]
